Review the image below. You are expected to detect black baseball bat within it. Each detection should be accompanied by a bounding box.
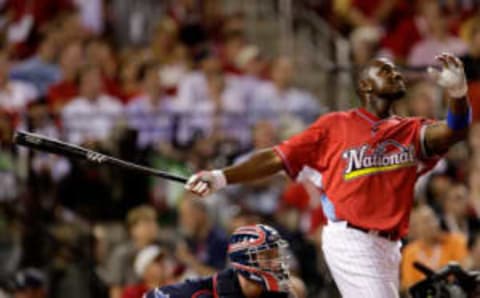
[13,131,188,184]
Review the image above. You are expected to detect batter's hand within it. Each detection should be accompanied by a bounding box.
[427,53,467,98]
[185,170,227,197]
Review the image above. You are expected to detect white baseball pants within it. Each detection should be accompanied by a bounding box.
[322,220,402,298]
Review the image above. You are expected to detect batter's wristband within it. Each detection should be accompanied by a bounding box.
[447,107,471,130]
[211,170,227,188]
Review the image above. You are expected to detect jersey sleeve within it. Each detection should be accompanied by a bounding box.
[409,117,444,175]
[274,117,328,180]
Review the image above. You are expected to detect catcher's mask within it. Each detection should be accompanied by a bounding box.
[228,224,290,292]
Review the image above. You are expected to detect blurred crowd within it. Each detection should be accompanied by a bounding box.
[1,0,480,298]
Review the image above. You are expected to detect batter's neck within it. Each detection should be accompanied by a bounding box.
[363,99,394,119]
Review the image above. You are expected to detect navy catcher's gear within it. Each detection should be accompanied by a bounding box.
[144,268,290,298]
[228,224,290,293]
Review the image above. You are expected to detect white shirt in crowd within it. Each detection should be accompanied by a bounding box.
[126,94,178,149]
[176,71,249,145]
[62,94,123,144]
[249,81,323,125]
[231,74,265,106]
[176,71,210,107]
[0,80,38,113]
[408,37,468,67]
[73,0,104,35]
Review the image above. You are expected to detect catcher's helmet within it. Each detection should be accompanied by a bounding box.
[228,224,290,292]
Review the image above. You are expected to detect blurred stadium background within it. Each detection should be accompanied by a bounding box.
[1,0,480,297]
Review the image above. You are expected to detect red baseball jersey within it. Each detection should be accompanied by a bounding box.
[274,108,440,237]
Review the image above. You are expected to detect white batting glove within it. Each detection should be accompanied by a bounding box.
[184,170,227,197]
[427,53,468,98]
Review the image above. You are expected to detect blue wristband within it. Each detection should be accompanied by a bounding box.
[447,107,471,130]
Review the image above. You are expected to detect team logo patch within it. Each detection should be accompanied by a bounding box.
[342,140,416,180]
[152,289,170,298]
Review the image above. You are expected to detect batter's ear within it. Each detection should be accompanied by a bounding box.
[358,78,373,94]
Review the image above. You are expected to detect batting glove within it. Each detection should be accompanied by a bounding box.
[185,170,227,197]
[427,53,468,98]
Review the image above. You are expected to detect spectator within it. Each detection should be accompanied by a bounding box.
[233,45,266,105]
[441,184,472,236]
[121,245,175,298]
[107,205,160,298]
[469,150,480,217]
[177,51,249,145]
[276,183,326,294]
[466,232,480,270]
[0,204,21,277]
[150,18,180,65]
[381,0,451,62]
[12,268,46,298]
[350,26,383,66]
[61,64,123,146]
[47,40,84,114]
[219,30,245,74]
[126,62,177,150]
[460,17,480,121]
[460,17,480,82]
[423,173,453,215]
[118,56,142,103]
[5,0,74,59]
[469,122,480,156]
[250,57,324,127]
[72,0,104,36]
[407,1,467,67]
[0,51,38,116]
[405,80,438,119]
[225,208,261,234]
[10,33,61,96]
[55,10,89,46]
[228,121,286,216]
[85,39,122,98]
[280,182,326,236]
[158,44,190,95]
[341,0,406,29]
[0,110,25,202]
[109,0,165,46]
[25,101,70,205]
[176,195,228,276]
[401,205,468,290]
[176,48,222,111]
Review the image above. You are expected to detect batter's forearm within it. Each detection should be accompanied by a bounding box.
[222,148,284,184]
[425,96,470,154]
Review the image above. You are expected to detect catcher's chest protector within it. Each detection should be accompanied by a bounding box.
[214,269,290,298]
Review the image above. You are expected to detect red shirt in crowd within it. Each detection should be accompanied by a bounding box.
[122,283,149,298]
[274,108,440,238]
[281,182,327,235]
[47,80,78,111]
[6,0,74,58]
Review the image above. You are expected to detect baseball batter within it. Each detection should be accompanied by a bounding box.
[185,53,471,297]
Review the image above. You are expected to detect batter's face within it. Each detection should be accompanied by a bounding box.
[364,58,406,101]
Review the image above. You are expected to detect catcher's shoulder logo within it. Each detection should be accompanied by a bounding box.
[342,140,416,180]
[144,289,170,298]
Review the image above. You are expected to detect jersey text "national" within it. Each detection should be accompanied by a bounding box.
[342,143,416,180]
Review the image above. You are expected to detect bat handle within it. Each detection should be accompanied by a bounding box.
[157,172,188,184]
